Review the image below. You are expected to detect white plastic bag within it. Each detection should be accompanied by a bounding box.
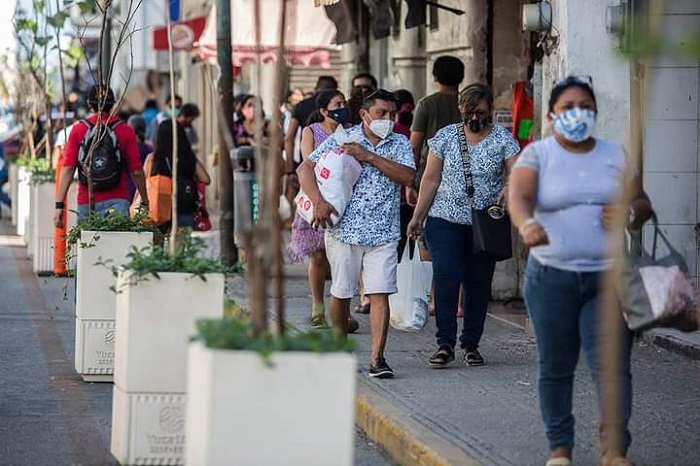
[389,246,433,332]
[295,128,363,226]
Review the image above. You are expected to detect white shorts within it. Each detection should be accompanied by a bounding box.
[325,233,398,299]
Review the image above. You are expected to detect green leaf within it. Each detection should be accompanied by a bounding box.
[35,36,50,47]
[47,11,70,29]
[16,18,38,34]
[33,0,46,11]
[76,1,95,14]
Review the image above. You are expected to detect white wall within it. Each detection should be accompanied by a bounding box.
[540,0,630,143]
[643,0,700,276]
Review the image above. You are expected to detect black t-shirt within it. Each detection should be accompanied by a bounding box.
[292,95,317,128]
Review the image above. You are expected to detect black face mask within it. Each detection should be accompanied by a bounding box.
[464,116,488,133]
[327,107,349,125]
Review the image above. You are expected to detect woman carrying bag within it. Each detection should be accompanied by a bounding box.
[141,120,210,232]
[407,83,520,368]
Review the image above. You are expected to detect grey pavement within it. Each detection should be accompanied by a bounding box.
[0,219,393,466]
[227,263,700,466]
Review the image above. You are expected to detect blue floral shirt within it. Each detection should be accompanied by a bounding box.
[309,125,415,246]
[428,123,520,225]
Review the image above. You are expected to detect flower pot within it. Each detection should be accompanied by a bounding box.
[9,164,18,226]
[186,343,356,466]
[16,167,30,238]
[30,182,77,274]
[111,270,224,466]
[74,231,153,382]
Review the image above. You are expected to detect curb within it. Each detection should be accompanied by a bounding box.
[643,330,700,360]
[356,383,482,466]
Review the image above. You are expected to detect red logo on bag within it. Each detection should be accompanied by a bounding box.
[304,200,311,210]
[320,167,331,179]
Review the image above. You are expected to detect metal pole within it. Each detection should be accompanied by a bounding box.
[217,0,238,265]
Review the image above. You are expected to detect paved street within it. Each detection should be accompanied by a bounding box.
[0,222,393,466]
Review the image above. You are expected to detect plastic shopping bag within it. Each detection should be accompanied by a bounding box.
[389,245,433,332]
[295,138,363,227]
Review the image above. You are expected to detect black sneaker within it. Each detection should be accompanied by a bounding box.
[462,348,484,367]
[428,345,455,368]
[369,357,394,378]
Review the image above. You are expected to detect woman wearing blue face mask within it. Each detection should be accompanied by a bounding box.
[407,83,520,368]
[289,89,358,331]
[508,77,652,466]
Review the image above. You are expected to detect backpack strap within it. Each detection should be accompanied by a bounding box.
[78,119,96,165]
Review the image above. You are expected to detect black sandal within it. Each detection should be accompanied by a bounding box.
[355,302,370,314]
[428,345,455,368]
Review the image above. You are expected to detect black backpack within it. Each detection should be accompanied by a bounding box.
[77,119,124,191]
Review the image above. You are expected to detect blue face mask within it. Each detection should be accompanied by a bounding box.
[327,107,349,125]
[552,107,596,143]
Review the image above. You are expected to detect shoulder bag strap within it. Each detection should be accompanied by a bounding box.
[456,124,475,198]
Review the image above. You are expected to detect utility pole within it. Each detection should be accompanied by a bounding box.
[217,0,237,265]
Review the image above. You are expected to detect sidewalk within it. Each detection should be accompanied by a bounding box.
[227,263,700,466]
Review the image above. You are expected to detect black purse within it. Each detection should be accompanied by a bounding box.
[457,125,513,262]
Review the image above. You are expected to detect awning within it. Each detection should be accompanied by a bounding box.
[198,1,337,67]
[152,16,207,51]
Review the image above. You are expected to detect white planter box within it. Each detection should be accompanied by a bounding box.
[17,167,30,240]
[186,343,356,466]
[29,182,79,274]
[111,270,224,466]
[74,231,153,382]
[9,164,18,225]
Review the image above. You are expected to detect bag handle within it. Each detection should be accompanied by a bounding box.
[456,124,475,199]
[648,212,677,261]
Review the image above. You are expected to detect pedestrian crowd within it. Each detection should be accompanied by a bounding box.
[49,62,653,466]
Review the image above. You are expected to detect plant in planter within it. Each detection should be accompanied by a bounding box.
[186,317,356,466]
[23,157,60,273]
[68,210,159,382]
[110,235,238,465]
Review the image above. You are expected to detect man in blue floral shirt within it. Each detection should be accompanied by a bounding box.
[297,89,416,378]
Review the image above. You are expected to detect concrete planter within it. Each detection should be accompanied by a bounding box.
[16,167,30,241]
[74,231,153,382]
[111,270,224,466]
[30,182,54,271]
[186,343,356,466]
[9,164,18,225]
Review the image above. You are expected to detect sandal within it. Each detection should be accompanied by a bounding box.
[428,345,455,368]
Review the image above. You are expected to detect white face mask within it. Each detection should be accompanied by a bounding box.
[367,118,393,139]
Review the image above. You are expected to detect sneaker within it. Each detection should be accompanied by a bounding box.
[310,314,329,329]
[355,302,370,314]
[369,357,394,379]
[428,345,455,368]
[462,348,484,366]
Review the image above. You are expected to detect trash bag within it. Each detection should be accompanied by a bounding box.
[389,245,432,332]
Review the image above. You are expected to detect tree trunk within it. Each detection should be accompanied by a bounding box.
[216,0,237,266]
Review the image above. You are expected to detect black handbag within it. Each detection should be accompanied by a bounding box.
[457,125,513,261]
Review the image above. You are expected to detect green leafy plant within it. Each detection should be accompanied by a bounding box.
[15,156,55,185]
[65,210,159,250]
[192,316,355,364]
[112,234,241,291]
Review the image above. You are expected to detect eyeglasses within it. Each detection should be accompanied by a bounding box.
[364,89,397,104]
[553,75,594,90]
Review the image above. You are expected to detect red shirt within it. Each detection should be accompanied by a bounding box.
[63,113,142,205]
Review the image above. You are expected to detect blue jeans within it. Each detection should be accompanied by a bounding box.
[523,256,632,453]
[77,198,130,221]
[425,216,496,349]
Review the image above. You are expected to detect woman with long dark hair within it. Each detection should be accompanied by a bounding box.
[147,120,210,230]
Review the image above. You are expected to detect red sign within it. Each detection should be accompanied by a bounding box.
[152,16,207,51]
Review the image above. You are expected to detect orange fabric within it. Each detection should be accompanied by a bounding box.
[146,174,172,225]
[53,152,68,275]
[512,81,534,149]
